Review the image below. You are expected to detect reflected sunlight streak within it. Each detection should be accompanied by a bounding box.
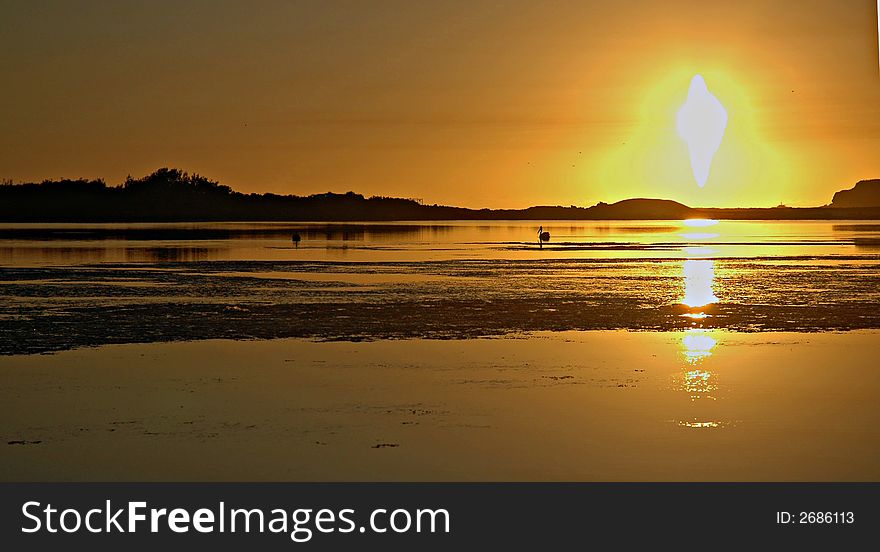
[681,330,718,364]
[682,259,718,308]
[682,246,715,257]
[683,219,719,228]
[681,232,720,240]
[679,329,719,402]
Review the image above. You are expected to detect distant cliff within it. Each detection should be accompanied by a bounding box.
[2,168,880,221]
[831,180,880,208]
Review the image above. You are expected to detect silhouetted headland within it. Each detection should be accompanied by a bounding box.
[2,168,880,222]
[830,179,880,208]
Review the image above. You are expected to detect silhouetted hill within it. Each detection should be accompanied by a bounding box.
[2,168,880,221]
[591,198,693,219]
[831,179,880,208]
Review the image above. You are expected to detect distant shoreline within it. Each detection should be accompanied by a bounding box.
[5,211,880,222]
[3,168,879,222]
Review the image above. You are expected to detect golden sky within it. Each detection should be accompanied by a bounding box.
[1,0,878,208]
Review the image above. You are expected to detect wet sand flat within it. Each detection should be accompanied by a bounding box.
[3,256,880,355]
[1,330,878,481]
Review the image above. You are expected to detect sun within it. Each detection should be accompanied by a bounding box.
[589,63,794,207]
[676,75,728,188]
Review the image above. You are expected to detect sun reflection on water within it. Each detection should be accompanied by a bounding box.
[676,219,723,413]
[682,259,718,308]
[682,218,719,228]
[677,420,721,429]
[678,329,720,402]
[681,232,720,240]
[681,330,717,363]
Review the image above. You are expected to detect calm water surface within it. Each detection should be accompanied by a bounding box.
[1,220,879,354]
[2,221,879,480]
[1,219,879,264]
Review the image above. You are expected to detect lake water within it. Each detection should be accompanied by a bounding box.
[2,220,880,480]
[2,219,879,264]
[2,219,880,354]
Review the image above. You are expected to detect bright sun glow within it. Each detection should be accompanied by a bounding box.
[676,75,728,187]
[592,65,793,207]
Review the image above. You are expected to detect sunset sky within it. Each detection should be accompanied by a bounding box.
[1,0,878,208]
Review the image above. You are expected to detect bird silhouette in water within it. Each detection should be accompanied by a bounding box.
[292,233,302,247]
[538,226,550,248]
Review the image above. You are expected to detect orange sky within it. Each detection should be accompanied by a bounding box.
[1,0,878,208]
